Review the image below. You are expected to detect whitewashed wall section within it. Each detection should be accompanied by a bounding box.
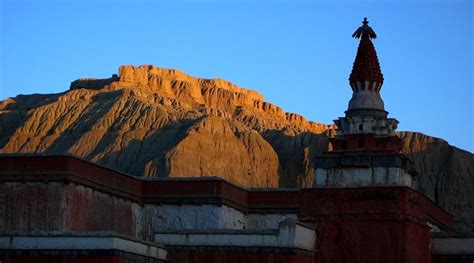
[144,204,297,231]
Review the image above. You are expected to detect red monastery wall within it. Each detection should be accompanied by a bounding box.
[0,155,458,263]
[1,182,137,236]
[298,188,452,263]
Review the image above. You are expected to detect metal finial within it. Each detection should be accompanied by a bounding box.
[352,17,377,39]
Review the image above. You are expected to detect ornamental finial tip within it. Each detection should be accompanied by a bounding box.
[352,17,377,39]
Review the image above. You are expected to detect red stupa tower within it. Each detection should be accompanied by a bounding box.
[314,18,417,188]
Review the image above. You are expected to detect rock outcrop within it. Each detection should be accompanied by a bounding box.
[398,132,474,232]
[0,65,473,231]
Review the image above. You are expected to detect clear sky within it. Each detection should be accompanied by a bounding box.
[1,0,472,152]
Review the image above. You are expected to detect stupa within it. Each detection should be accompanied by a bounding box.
[315,18,417,188]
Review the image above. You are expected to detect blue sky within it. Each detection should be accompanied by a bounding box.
[1,0,472,152]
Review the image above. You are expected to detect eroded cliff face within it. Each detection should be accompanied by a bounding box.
[0,65,473,231]
[0,65,329,188]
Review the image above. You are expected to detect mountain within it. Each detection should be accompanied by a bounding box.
[0,65,472,232]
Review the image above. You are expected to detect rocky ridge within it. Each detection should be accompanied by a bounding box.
[0,65,472,231]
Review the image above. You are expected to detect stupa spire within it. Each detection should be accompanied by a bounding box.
[347,17,385,111]
[314,17,416,189]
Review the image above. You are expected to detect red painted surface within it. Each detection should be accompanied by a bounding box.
[143,179,249,211]
[298,188,452,263]
[0,182,137,238]
[0,181,67,232]
[0,155,142,199]
[247,190,299,213]
[66,184,135,236]
[330,133,401,152]
[349,36,384,88]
